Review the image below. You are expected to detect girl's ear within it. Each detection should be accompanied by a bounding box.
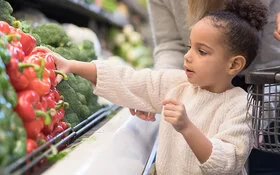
[228,56,246,75]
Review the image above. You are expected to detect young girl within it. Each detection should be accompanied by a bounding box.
[37,0,267,174]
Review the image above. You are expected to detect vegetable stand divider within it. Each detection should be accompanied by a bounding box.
[2,104,121,175]
[246,66,280,153]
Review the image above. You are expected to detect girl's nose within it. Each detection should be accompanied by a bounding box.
[184,51,192,63]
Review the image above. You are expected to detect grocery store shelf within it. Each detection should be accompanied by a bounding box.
[8,0,129,28]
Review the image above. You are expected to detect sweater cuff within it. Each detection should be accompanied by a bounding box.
[91,60,110,96]
[197,138,235,174]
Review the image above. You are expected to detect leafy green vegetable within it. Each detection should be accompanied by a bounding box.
[32,23,71,47]
[0,0,16,25]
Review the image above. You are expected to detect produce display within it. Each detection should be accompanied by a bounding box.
[0,0,152,172]
[0,0,102,169]
[108,24,153,69]
[29,23,103,126]
[0,20,70,154]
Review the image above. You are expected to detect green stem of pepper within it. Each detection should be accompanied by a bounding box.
[13,20,21,29]
[48,108,57,117]
[37,57,45,80]
[54,70,68,80]
[6,34,21,42]
[35,110,51,125]
[18,62,40,72]
[55,100,69,110]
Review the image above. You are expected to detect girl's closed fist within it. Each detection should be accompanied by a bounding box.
[163,99,189,132]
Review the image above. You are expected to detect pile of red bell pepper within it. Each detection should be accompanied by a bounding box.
[0,21,69,154]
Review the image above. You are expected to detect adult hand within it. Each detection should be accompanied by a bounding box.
[129,108,156,121]
[274,12,280,40]
[163,99,189,132]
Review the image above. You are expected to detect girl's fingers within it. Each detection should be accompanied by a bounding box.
[164,110,179,118]
[129,108,136,115]
[136,110,149,120]
[147,112,156,121]
[164,115,176,125]
[163,99,180,105]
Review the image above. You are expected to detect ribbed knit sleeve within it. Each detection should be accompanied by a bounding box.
[198,92,252,174]
[93,60,187,113]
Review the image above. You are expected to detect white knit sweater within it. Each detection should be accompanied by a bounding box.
[93,60,253,175]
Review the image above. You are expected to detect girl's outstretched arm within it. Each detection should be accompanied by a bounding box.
[33,46,97,85]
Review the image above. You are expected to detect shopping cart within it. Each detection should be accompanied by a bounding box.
[246,66,280,154]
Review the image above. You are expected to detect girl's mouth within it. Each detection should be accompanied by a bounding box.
[185,69,194,76]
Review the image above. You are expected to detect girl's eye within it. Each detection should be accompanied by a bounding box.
[198,49,207,55]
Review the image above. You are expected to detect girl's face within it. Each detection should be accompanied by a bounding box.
[184,18,233,93]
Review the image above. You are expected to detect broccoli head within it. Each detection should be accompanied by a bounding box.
[57,73,102,126]
[0,0,16,25]
[78,40,97,61]
[52,42,96,62]
[31,23,71,47]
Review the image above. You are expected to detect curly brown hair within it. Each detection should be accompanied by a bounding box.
[205,0,268,69]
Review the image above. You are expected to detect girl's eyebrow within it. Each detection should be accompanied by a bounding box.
[195,42,214,51]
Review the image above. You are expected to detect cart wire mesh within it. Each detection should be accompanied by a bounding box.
[246,66,280,154]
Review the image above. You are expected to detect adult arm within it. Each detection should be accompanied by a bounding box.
[148,0,186,69]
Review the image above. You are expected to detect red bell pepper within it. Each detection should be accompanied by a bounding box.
[36,132,47,144]
[28,68,51,96]
[26,138,38,154]
[24,56,51,96]
[24,117,44,140]
[11,21,36,56]
[0,21,10,33]
[15,90,51,123]
[6,58,40,91]
[18,30,36,56]
[42,100,68,135]
[6,34,25,61]
[52,123,64,136]
[8,43,25,61]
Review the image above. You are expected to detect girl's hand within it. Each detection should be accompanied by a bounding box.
[163,99,189,132]
[129,108,156,121]
[274,12,280,40]
[32,46,71,83]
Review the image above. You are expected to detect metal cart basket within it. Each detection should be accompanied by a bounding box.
[246,66,280,154]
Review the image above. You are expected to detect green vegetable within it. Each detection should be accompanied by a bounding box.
[0,0,16,25]
[57,74,102,126]
[32,23,71,47]
[0,35,26,169]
